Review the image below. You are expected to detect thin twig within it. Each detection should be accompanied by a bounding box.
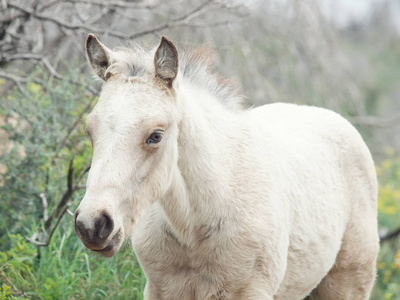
[0,270,20,294]
[8,0,217,40]
[44,159,74,231]
[70,0,153,9]
[8,2,109,34]
[3,53,62,79]
[56,99,95,156]
[40,192,48,222]
[0,71,30,98]
[73,166,90,189]
[0,11,25,23]
[26,204,70,247]
[41,0,153,11]
[26,162,90,247]
[183,20,236,28]
[380,227,400,242]
[45,204,70,245]
[37,0,61,12]
[128,0,215,40]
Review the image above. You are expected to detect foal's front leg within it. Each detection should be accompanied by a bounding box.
[230,273,284,300]
[144,279,194,300]
[231,238,289,300]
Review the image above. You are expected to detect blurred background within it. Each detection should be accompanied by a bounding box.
[0,0,399,299]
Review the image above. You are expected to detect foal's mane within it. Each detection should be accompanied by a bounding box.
[109,41,244,110]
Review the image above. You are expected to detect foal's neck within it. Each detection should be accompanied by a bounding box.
[161,82,241,245]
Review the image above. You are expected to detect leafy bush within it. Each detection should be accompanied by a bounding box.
[0,67,94,250]
[0,67,146,299]
[0,234,34,300]
[371,150,400,300]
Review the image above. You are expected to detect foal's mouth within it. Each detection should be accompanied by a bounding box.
[92,229,123,257]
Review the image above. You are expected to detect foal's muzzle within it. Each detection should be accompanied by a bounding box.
[74,210,114,250]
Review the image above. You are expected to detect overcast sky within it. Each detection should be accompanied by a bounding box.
[321,0,399,28]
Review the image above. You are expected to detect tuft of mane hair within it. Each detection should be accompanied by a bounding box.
[106,41,244,111]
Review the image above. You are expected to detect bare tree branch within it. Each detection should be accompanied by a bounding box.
[0,11,24,23]
[124,0,218,39]
[7,2,108,34]
[0,70,29,97]
[48,161,90,228]
[26,204,70,247]
[6,0,219,41]
[74,166,91,188]
[183,20,236,28]
[44,159,74,231]
[37,0,59,12]
[3,53,62,79]
[38,0,154,12]
[26,161,90,247]
[40,192,48,222]
[66,0,154,9]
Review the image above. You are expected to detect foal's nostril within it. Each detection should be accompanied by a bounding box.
[95,212,114,240]
[75,210,114,249]
[74,211,84,236]
[75,219,86,238]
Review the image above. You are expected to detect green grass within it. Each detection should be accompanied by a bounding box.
[0,221,146,299]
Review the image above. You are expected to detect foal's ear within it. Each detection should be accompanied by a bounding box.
[154,37,178,87]
[86,34,112,81]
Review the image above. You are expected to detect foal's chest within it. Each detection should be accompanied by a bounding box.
[132,213,252,299]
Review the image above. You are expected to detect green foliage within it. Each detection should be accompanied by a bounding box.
[377,150,400,229]
[0,67,94,250]
[0,65,146,299]
[0,234,36,299]
[0,222,146,299]
[0,284,14,300]
[371,151,400,300]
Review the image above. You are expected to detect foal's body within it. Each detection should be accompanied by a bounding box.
[133,101,378,300]
[75,35,379,300]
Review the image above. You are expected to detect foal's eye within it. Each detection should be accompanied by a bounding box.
[146,130,164,144]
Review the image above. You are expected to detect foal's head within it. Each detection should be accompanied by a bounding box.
[75,34,180,257]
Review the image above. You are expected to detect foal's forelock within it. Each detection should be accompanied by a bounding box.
[106,47,150,79]
[102,42,243,110]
